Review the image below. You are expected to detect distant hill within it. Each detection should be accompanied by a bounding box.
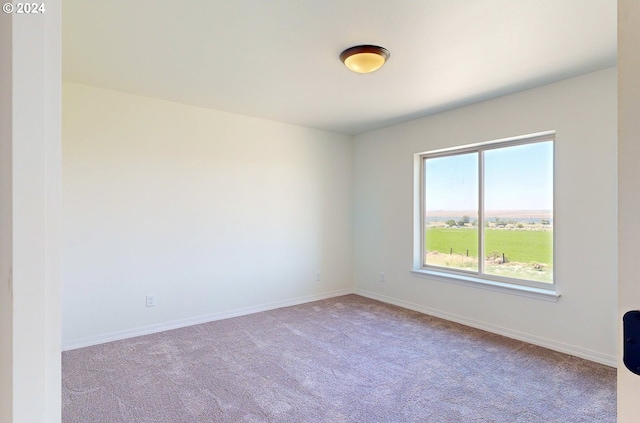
[426,210,552,219]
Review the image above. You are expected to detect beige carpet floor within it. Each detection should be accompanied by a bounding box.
[62,295,616,422]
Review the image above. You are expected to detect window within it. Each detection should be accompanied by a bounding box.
[417,132,554,291]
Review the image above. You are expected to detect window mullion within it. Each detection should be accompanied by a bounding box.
[478,151,485,275]
[421,157,426,267]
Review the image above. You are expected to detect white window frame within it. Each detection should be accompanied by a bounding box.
[411,131,559,302]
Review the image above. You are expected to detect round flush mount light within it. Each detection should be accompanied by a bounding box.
[340,45,390,74]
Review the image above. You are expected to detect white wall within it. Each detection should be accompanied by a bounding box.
[0,3,62,422]
[353,68,618,365]
[0,10,13,422]
[62,83,353,347]
[618,0,640,420]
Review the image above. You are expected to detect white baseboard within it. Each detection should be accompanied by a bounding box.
[355,288,617,368]
[63,287,617,368]
[62,289,354,351]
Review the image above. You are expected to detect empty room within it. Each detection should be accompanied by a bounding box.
[5,0,640,422]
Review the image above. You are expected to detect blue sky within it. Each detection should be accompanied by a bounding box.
[425,141,553,212]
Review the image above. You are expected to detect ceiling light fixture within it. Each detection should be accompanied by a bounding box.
[340,45,390,74]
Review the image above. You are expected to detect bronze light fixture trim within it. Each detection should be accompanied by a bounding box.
[340,45,390,74]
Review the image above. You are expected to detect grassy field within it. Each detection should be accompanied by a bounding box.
[425,227,553,264]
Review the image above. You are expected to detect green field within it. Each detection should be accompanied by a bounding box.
[425,227,553,264]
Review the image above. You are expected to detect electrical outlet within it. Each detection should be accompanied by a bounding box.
[146,294,156,307]
[380,273,386,283]
[316,272,321,281]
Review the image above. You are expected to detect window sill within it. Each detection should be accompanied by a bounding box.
[410,269,560,302]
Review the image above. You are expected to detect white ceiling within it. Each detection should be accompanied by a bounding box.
[63,0,617,135]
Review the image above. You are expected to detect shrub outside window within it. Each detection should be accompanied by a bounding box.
[420,132,554,289]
